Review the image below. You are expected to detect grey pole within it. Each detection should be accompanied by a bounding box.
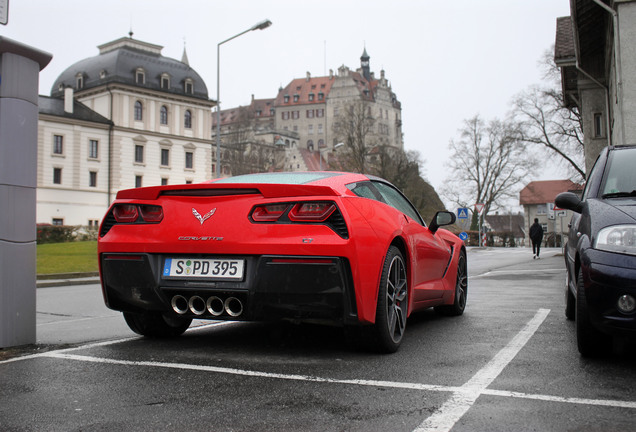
[0,37,52,348]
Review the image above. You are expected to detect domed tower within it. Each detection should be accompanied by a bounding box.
[360,47,371,82]
[51,36,210,104]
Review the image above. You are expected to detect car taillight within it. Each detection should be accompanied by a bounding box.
[139,205,164,223]
[112,204,139,223]
[288,202,336,222]
[251,204,289,222]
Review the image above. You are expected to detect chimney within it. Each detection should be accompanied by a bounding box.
[306,71,311,81]
[64,87,74,114]
[329,69,333,79]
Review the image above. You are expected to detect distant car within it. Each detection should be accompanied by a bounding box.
[98,171,467,352]
[556,145,636,356]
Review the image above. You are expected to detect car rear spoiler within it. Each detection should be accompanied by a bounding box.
[115,183,339,200]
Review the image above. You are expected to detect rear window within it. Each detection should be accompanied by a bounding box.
[215,172,342,185]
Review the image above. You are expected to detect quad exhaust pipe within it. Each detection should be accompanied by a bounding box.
[171,294,243,318]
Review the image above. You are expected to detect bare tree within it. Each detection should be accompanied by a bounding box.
[511,49,585,181]
[442,115,536,229]
[331,100,377,173]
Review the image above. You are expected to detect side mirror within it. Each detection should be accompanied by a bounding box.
[429,211,456,234]
[555,192,583,214]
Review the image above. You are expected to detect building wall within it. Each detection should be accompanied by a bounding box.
[616,1,636,145]
[37,116,110,225]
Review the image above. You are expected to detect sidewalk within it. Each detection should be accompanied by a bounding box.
[36,272,100,288]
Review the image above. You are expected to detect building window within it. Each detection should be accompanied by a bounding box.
[185,151,194,169]
[185,80,194,94]
[536,204,547,215]
[316,109,324,118]
[89,140,98,159]
[134,145,144,163]
[292,111,299,120]
[318,139,325,148]
[136,69,145,84]
[284,95,290,103]
[293,95,299,102]
[160,106,168,125]
[307,140,314,151]
[308,124,314,135]
[53,168,62,184]
[161,148,170,166]
[318,92,324,101]
[308,93,314,101]
[89,171,97,187]
[161,178,168,186]
[318,124,323,134]
[594,113,603,138]
[134,101,143,121]
[135,175,143,188]
[75,74,83,90]
[88,219,99,229]
[282,111,290,120]
[307,110,314,118]
[53,135,63,155]
[161,75,170,89]
[52,218,64,226]
[184,110,192,129]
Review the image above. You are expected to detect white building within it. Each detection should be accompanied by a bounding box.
[38,36,216,226]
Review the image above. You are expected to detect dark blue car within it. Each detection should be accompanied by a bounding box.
[555,145,636,357]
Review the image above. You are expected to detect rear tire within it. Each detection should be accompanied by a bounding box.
[576,268,611,357]
[123,311,192,337]
[372,246,408,353]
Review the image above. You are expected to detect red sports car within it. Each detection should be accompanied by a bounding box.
[98,172,467,352]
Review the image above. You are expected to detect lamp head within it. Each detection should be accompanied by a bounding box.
[252,19,272,31]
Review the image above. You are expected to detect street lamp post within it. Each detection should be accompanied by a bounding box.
[215,19,272,178]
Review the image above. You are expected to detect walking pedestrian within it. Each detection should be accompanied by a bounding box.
[530,218,544,259]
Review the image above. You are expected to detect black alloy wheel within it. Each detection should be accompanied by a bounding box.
[373,246,408,353]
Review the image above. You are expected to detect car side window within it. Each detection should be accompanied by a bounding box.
[348,181,384,202]
[600,148,636,196]
[372,182,424,225]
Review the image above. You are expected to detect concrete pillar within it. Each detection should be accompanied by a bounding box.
[0,37,51,348]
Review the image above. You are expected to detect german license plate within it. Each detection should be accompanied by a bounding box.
[163,258,244,280]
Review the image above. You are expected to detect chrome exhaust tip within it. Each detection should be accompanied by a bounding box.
[224,297,243,317]
[206,296,225,317]
[188,296,206,316]
[171,295,189,315]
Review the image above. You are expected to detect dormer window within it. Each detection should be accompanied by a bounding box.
[318,92,324,101]
[161,74,170,90]
[135,68,145,85]
[99,70,107,79]
[284,95,290,103]
[184,79,194,94]
[75,73,84,90]
[293,94,299,102]
[308,93,314,101]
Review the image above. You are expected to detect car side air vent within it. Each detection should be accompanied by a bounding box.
[160,188,261,197]
[327,209,349,239]
[100,211,116,237]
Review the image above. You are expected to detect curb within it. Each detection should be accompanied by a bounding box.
[36,272,100,288]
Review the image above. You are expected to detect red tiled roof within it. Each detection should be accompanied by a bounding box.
[519,180,583,205]
[275,76,335,106]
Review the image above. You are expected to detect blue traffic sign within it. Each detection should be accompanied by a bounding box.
[457,208,469,219]
[459,232,468,241]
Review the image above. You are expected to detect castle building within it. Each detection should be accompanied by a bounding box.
[213,49,403,171]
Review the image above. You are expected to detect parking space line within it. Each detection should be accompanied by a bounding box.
[413,308,550,432]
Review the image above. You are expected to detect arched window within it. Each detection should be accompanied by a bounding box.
[160,106,168,125]
[134,101,143,121]
[307,140,314,151]
[184,110,192,129]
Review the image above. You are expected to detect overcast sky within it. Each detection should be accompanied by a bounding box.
[3,0,571,208]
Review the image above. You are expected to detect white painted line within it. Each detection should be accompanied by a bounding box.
[413,308,551,432]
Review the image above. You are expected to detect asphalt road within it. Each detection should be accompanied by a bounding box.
[1,247,635,431]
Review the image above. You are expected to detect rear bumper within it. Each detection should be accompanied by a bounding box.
[100,253,359,325]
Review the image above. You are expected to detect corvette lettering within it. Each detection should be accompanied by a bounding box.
[178,236,224,241]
